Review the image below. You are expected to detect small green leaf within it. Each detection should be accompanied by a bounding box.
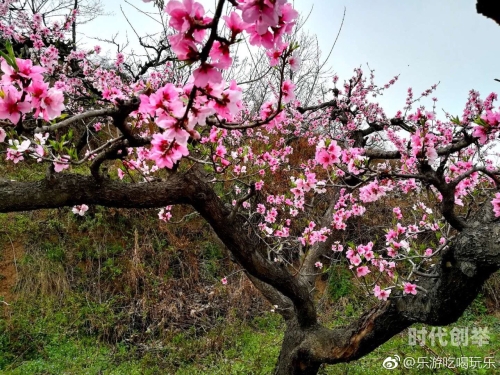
[56,113,69,120]
[0,51,14,67]
[450,116,461,125]
[473,117,488,127]
[0,41,18,70]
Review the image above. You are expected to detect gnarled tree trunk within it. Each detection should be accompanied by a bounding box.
[0,169,499,375]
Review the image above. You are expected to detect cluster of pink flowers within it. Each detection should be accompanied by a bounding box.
[373,285,391,301]
[149,132,190,169]
[290,172,324,198]
[4,0,500,304]
[315,139,341,169]
[359,180,391,203]
[239,0,298,49]
[0,58,64,123]
[136,0,299,171]
[6,139,30,163]
[410,127,438,162]
[159,206,173,222]
[346,242,374,268]
[166,0,212,62]
[299,221,330,246]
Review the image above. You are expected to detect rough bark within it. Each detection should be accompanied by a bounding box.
[0,171,499,374]
[273,203,499,373]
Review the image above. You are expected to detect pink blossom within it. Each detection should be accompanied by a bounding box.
[356,266,370,277]
[32,13,42,25]
[351,204,366,216]
[142,83,183,117]
[403,282,417,295]
[359,180,387,203]
[1,58,45,84]
[425,145,438,163]
[53,155,70,172]
[37,88,65,120]
[6,149,23,163]
[221,277,228,285]
[364,250,374,261]
[117,168,125,180]
[239,0,282,35]
[332,242,343,252]
[386,247,398,258]
[373,285,391,301]
[393,207,402,219]
[472,126,488,144]
[315,140,341,168]
[315,149,333,169]
[169,35,199,61]
[314,261,323,269]
[0,86,32,124]
[211,81,243,120]
[223,12,248,38]
[492,193,500,217]
[72,204,89,216]
[209,41,232,69]
[288,52,300,72]
[266,47,283,66]
[410,131,423,156]
[149,133,189,169]
[246,25,274,49]
[26,80,49,107]
[481,109,500,126]
[159,206,173,222]
[349,254,362,267]
[0,127,5,142]
[6,139,30,163]
[265,207,278,223]
[116,53,125,67]
[166,0,207,33]
[281,79,295,103]
[215,144,227,158]
[32,145,45,162]
[193,63,223,87]
[160,121,190,144]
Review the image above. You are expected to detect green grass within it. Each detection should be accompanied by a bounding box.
[1,209,499,374]
[0,312,284,374]
[1,306,499,374]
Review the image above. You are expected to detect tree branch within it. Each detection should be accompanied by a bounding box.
[35,108,118,133]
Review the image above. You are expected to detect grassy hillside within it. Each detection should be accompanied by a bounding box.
[1,207,499,374]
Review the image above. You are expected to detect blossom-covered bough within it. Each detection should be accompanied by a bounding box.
[1,0,500,373]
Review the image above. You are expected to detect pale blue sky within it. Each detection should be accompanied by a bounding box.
[80,0,500,118]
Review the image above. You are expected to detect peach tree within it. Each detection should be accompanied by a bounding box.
[0,0,500,373]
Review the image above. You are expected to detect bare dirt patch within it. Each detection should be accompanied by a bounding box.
[0,241,23,306]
